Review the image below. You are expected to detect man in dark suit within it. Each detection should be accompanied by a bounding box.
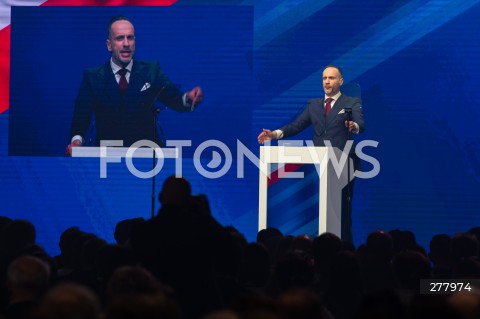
[257,65,365,241]
[67,16,203,154]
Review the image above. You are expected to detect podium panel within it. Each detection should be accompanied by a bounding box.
[266,163,320,237]
[258,146,353,237]
[72,147,178,159]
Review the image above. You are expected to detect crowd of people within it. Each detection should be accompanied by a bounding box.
[1,177,480,319]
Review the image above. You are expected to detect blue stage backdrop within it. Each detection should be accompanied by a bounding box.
[1,1,480,256]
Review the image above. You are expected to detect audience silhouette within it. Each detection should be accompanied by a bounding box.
[0,175,479,319]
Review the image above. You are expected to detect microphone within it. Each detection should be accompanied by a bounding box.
[149,86,165,221]
[149,86,166,147]
[344,107,354,137]
[151,86,166,112]
[344,108,353,126]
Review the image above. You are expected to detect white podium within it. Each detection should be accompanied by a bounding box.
[71,147,178,159]
[258,146,353,237]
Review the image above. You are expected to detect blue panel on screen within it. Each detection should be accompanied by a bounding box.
[2,0,480,255]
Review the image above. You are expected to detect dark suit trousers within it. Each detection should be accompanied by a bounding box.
[341,153,360,243]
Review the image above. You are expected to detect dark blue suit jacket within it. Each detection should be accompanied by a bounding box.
[70,60,189,146]
[280,93,365,150]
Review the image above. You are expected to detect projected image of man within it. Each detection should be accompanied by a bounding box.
[68,16,203,154]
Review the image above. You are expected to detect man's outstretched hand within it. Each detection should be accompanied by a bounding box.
[257,129,277,144]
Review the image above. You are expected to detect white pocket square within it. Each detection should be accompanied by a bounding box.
[140,83,151,92]
[338,109,345,114]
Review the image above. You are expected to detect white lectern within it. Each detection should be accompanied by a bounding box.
[258,146,353,237]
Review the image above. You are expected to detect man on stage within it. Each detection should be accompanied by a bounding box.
[257,65,365,241]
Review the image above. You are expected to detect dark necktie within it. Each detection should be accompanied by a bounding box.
[325,97,333,116]
[117,68,128,94]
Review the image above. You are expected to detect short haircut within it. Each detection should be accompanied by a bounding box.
[107,16,132,37]
[324,65,343,78]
